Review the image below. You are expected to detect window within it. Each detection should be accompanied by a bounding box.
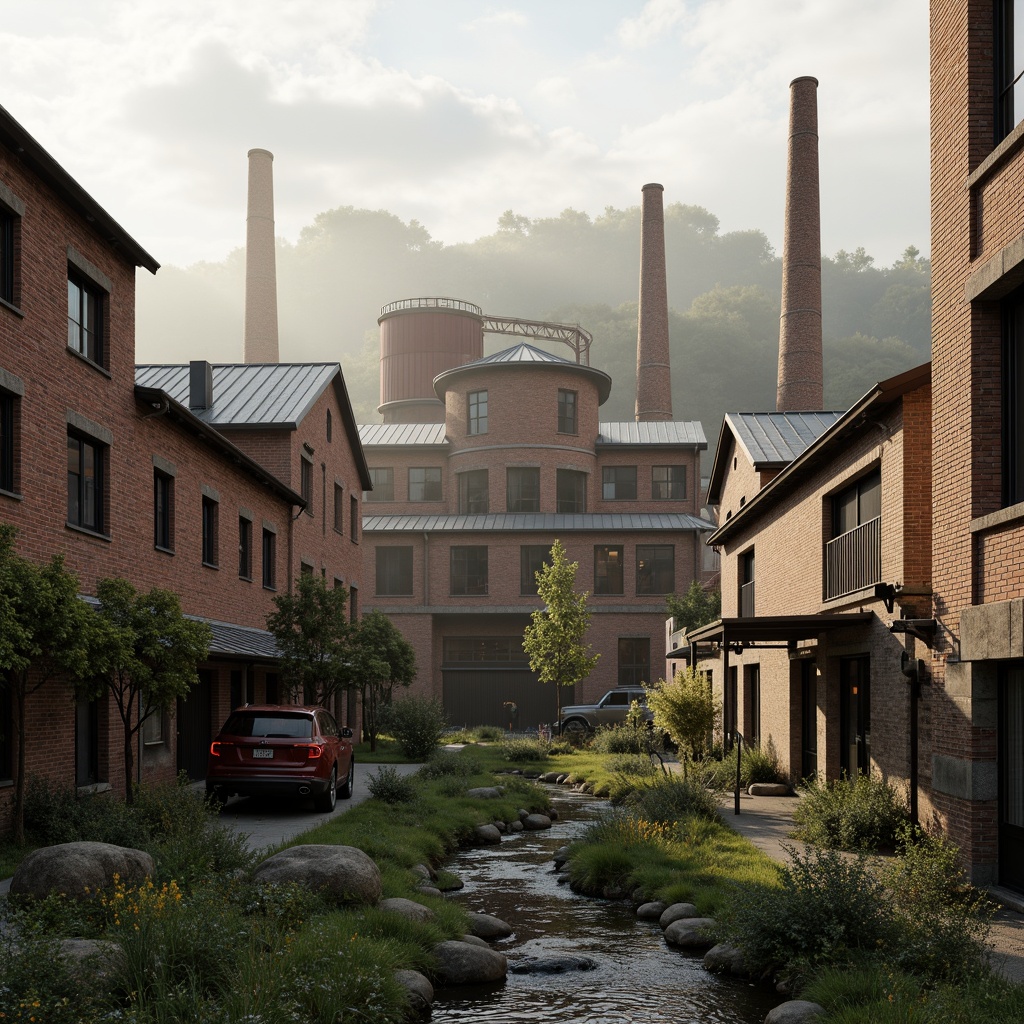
[443,637,530,665]
[326,409,333,442]
[556,469,586,513]
[300,561,314,576]
[826,471,881,599]
[636,545,674,595]
[67,271,103,365]
[1005,292,1024,505]
[202,496,219,566]
[142,711,164,746]
[507,467,540,512]
[652,465,686,500]
[557,389,578,434]
[745,665,761,748]
[0,208,13,306]
[595,545,624,595]
[154,471,172,551]
[0,389,16,493]
[458,469,488,513]
[0,683,11,781]
[350,494,359,542]
[618,638,651,687]
[409,467,442,502]
[349,584,358,621]
[334,483,344,532]
[998,0,1024,140]
[262,528,276,589]
[602,466,636,500]
[301,458,313,513]
[740,548,755,616]
[238,516,252,579]
[76,697,100,787]
[469,390,488,435]
[67,431,104,533]
[365,467,394,502]
[451,545,488,595]
[376,546,413,595]
[520,544,549,595]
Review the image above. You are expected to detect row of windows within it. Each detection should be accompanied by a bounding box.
[465,388,580,437]
[365,464,687,509]
[375,543,675,597]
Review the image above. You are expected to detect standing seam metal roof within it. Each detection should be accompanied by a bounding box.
[363,512,714,532]
[357,421,706,447]
[726,411,845,465]
[358,423,448,446]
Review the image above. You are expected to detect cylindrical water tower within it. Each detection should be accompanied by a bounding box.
[378,297,484,423]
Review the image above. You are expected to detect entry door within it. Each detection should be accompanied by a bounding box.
[177,669,213,781]
[800,659,818,781]
[1000,665,1024,891]
[839,656,871,777]
[724,667,738,750]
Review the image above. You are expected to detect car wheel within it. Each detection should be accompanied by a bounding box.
[339,758,354,799]
[561,718,589,741]
[314,766,337,813]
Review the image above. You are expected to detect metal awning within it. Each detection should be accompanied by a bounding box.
[676,612,874,654]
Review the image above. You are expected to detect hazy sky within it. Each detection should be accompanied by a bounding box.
[4,0,930,270]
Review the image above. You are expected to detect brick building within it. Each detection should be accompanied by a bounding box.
[0,104,368,831]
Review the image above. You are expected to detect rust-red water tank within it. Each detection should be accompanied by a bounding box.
[378,297,484,423]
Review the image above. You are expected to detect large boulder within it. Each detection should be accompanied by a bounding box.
[522,813,552,831]
[10,842,154,901]
[473,824,502,844]
[466,786,504,799]
[703,942,747,976]
[394,969,434,1017]
[663,917,718,949]
[253,844,381,906]
[636,901,668,921]
[659,902,700,929]
[510,954,598,974]
[764,1001,826,1024]
[433,940,507,984]
[467,911,514,939]
[379,897,435,924]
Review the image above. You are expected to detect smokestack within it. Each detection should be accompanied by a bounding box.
[776,77,823,411]
[243,148,280,364]
[635,183,673,422]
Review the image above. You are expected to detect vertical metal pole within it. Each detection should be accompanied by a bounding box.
[734,731,743,815]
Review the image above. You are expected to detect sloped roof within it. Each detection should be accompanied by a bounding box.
[134,363,340,428]
[597,421,707,447]
[359,422,447,447]
[363,512,714,533]
[472,342,575,365]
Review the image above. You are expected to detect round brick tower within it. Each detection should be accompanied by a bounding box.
[776,77,823,412]
[635,183,673,422]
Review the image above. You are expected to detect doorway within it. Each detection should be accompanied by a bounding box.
[839,655,871,776]
[999,664,1024,891]
[800,659,818,781]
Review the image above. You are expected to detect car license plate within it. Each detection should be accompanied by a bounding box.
[252,748,274,759]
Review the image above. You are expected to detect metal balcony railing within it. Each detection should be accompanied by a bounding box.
[825,516,881,600]
[740,580,755,617]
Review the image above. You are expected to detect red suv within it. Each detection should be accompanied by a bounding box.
[206,705,355,812]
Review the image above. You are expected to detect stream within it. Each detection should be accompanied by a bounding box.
[431,786,780,1024]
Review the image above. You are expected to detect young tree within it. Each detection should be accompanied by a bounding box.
[82,578,212,804]
[349,610,416,751]
[522,539,600,721]
[0,525,95,842]
[266,573,353,707]
[646,667,720,777]
[666,579,721,633]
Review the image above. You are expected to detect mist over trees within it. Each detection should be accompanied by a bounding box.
[135,202,930,463]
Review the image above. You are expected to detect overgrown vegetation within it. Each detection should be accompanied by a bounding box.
[646,668,718,774]
[381,694,447,760]
[793,772,910,851]
[693,741,788,791]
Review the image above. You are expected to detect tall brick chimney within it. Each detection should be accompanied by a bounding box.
[635,182,673,422]
[776,77,823,411]
[243,148,280,364]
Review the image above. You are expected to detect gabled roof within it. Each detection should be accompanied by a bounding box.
[707,411,844,504]
[359,423,447,447]
[709,362,931,546]
[597,422,706,447]
[363,512,714,533]
[432,342,614,405]
[0,103,159,274]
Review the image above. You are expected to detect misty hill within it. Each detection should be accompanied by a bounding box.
[135,203,930,465]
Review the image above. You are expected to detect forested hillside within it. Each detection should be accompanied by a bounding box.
[136,203,930,463]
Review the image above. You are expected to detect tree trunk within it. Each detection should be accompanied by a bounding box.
[123,719,135,805]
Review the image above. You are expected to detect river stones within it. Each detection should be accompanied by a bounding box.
[433,940,508,984]
[703,942,747,976]
[663,917,718,949]
[461,934,491,948]
[253,845,381,906]
[764,1001,825,1024]
[473,824,502,844]
[467,786,505,799]
[748,783,791,796]
[659,902,700,928]
[11,842,155,901]
[379,897,435,923]
[510,954,598,974]
[394,969,433,1016]
[467,911,514,939]
[522,813,552,831]
[636,901,667,920]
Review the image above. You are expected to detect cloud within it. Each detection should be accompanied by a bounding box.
[617,0,687,49]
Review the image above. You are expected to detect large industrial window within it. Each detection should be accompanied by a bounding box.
[520,544,549,595]
[556,469,586,513]
[468,390,488,435]
[409,467,442,502]
[1005,290,1024,506]
[636,544,674,595]
[557,389,578,434]
[507,467,540,512]
[154,470,173,551]
[364,467,393,502]
[652,465,686,500]
[67,431,105,533]
[458,469,488,514]
[602,465,637,500]
[997,0,1024,140]
[451,545,488,595]
[618,638,651,687]
[67,271,104,366]
[376,546,413,595]
[594,545,624,595]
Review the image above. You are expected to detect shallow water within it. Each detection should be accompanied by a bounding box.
[431,787,779,1024]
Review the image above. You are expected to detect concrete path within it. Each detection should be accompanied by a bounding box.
[716,789,1024,986]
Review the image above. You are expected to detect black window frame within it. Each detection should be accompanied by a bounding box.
[557,388,578,434]
[652,465,686,500]
[376,546,414,596]
[365,467,394,502]
[1005,290,1024,506]
[408,466,442,502]
[300,457,313,514]
[0,208,13,306]
[832,470,881,537]
[556,468,586,513]
[0,389,15,494]
[66,430,105,534]
[997,0,1024,141]
[618,637,651,687]
[602,465,637,501]
[468,390,488,435]
[238,515,252,580]
[636,544,674,595]
[67,269,105,367]
[350,494,359,542]
[520,544,549,595]
[334,482,344,533]
[262,528,277,589]
[451,545,488,596]
[154,469,173,551]
[506,467,540,513]
[201,495,219,567]
[0,682,11,780]
[458,469,488,514]
[594,544,624,595]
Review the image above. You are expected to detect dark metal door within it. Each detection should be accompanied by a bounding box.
[800,659,818,781]
[177,669,213,781]
[840,656,871,777]
[1000,664,1024,891]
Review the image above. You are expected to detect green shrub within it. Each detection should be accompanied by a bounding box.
[590,725,649,755]
[367,766,419,804]
[693,740,786,790]
[607,754,659,778]
[471,725,505,742]
[499,737,551,762]
[794,773,910,851]
[743,740,787,785]
[624,773,720,823]
[382,696,448,761]
[417,749,484,779]
[23,777,149,849]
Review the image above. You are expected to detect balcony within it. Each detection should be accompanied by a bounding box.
[740,580,755,617]
[825,516,881,600]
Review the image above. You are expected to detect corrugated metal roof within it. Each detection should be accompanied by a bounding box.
[363,512,714,533]
[134,363,341,428]
[359,422,448,447]
[597,422,707,447]
[473,342,575,365]
[726,411,845,466]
